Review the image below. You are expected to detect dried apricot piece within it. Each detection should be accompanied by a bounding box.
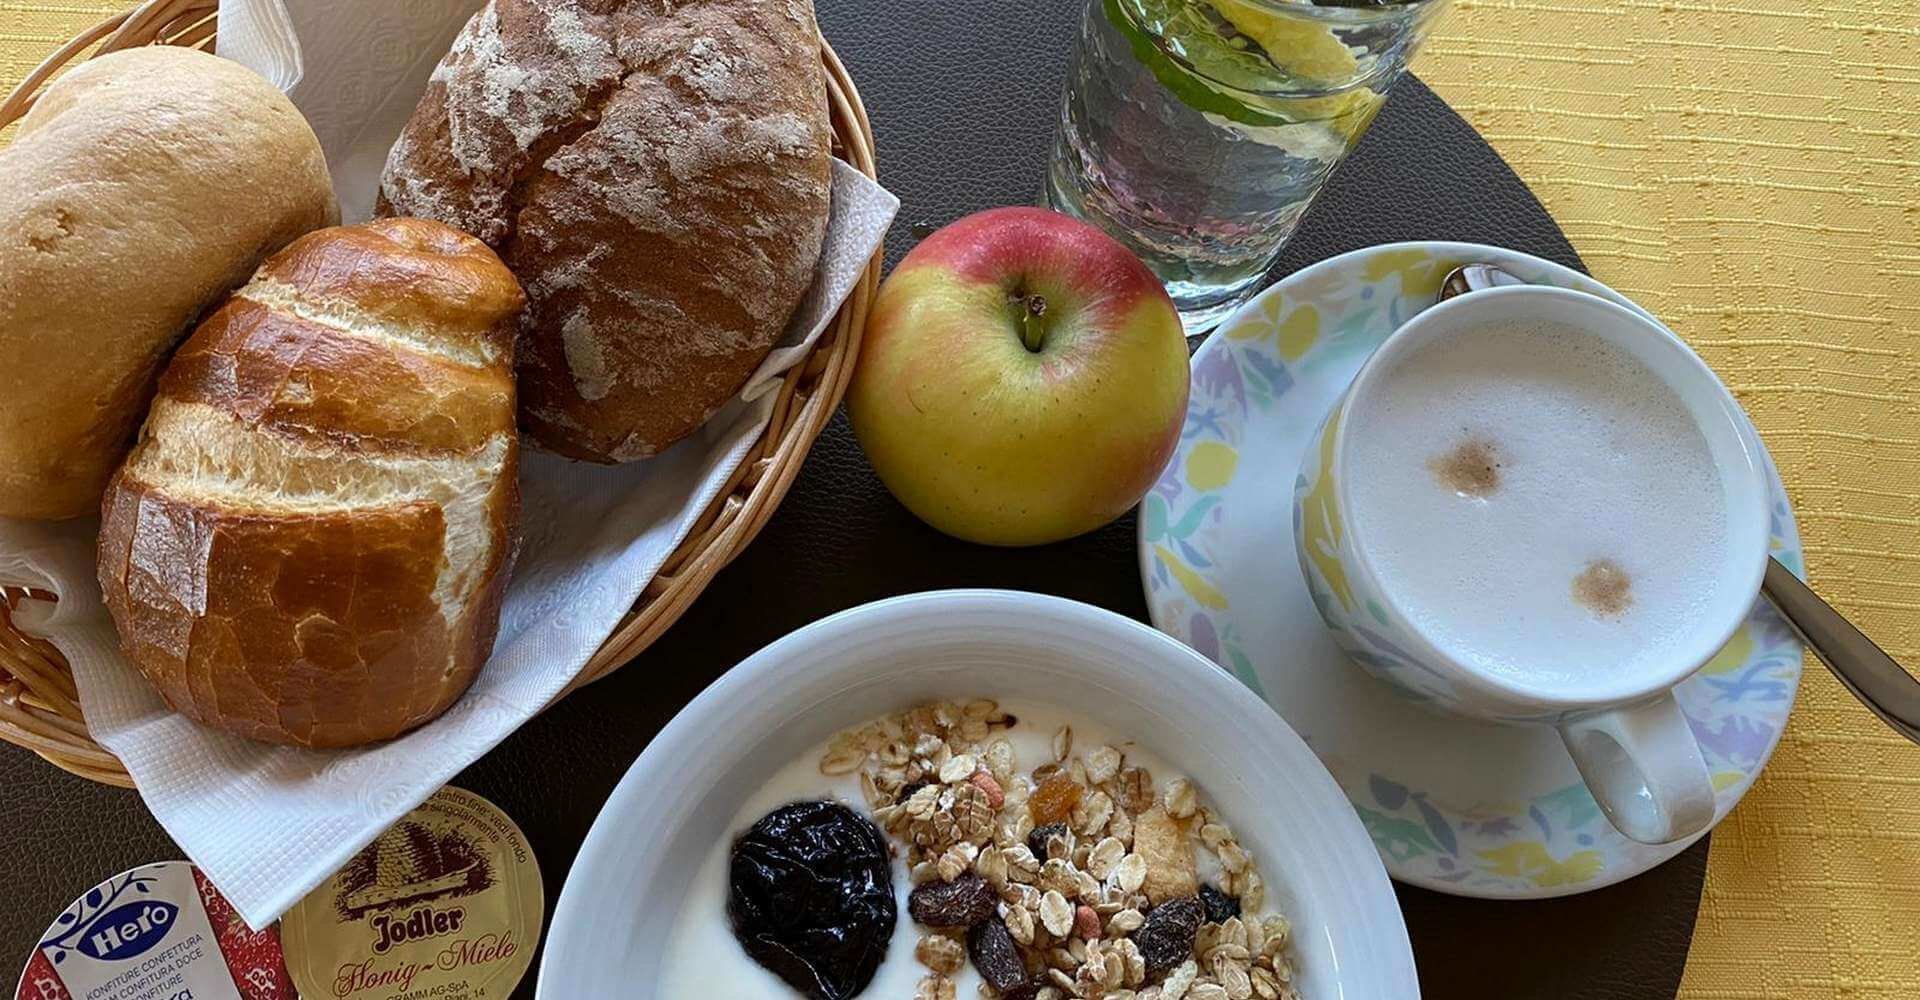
[1027,773,1083,826]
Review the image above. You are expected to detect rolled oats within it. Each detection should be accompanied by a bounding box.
[1162,777,1198,819]
[1116,936,1148,985]
[1087,836,1126,879]
[1239,870,1266,912]
[1085,744,1124,785]
[819,738,866,775]
[1039,889,1075,937]
[1005,843,1043,882]
[916,933,967,975]
[821,702,1301,999]
[1039,858,1081,897]
[1108,907,1147,936]
[1220,965,1256,1000]
[1116,766,1156,813]
[949,782,995,842]
[983,739,1016,782]
[1115,852,1148,895]
[939,753,979,784]
[1072,788,1115,836]
[937,844,974,883]
[1004,899,1036,945]
[1077,945,1113,992]
[905,783,943,819]
[1073,868,1104,901]
[1162,959,1200,1000]
[1219,841,1251,875]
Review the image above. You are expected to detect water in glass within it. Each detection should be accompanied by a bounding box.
[1049,0,1448,331]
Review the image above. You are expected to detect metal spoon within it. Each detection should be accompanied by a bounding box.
[1439,262,1920,746]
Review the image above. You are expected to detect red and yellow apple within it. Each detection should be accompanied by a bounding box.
[848,207,1190,546]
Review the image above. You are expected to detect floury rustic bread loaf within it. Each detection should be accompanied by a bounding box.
[97,219,525,749]
[0,46,337,520]
[378,0,833,463]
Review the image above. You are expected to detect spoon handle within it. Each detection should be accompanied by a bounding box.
[1763,557,1920,745]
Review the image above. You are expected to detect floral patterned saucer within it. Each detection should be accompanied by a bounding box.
[1138,242,1805,899]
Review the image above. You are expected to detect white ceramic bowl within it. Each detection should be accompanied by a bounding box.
[539,590,1418,998]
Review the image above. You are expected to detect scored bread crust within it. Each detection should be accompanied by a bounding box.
[96,219,526,749]
[377,0,833,463]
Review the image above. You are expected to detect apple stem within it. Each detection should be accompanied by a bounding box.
[1019,294,1048,353]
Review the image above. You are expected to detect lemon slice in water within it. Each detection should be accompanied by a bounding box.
[1207,0,1359,85]
[1106,0,1377,130]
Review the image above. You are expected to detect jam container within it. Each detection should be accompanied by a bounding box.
[15,861,295,1000]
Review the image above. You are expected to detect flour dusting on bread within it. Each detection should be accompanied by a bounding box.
[379,0,833,463]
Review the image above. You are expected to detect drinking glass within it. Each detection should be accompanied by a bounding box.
[1048,0,1451,332]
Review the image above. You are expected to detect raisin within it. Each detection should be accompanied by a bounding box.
[999,981,1043,1000]
[908,872,997,928]
[728,801,896,1000]
[1026,822,1070,859]
[898,780,930,802]
[1199,883,1241,924]
[967,916,1029,992]
[1027,773,1083,825]
[1137,896,1204,979]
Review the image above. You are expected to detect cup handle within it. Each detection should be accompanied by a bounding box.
[1557,695,1716,845]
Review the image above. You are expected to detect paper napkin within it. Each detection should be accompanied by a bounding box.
[0,0,897,929]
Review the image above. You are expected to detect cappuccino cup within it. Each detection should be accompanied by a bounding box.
[1293,285,1771,845]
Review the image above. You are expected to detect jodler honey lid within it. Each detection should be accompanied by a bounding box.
[15,861,296,1000]
[281,786,543,1000]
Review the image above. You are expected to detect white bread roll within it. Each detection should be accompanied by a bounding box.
[0,46,337,520]
[97,218,525,749]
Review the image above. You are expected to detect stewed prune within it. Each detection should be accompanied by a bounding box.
[728,801,896,1000]
[1137,895,1204,978]
[908,872,998,927]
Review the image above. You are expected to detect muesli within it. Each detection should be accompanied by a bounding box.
[665,699,1303,1000]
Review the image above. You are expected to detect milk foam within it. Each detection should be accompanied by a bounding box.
[1345,320,1731,691]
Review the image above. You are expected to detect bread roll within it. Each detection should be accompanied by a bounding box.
[0,46,337,520]
[378,0,833,462]
[97,219,525,749]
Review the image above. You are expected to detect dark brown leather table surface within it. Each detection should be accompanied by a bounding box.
[0,2,1702,997]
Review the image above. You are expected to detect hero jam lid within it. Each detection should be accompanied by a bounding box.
[281,786,543,1000]
[15,861,296,1000]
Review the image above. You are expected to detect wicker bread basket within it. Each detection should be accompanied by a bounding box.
[0,0,882,787]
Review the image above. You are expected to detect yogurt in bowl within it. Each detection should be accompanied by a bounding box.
[539,590,1417,998]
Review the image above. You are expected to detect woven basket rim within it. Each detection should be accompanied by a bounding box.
[0,0,883,786]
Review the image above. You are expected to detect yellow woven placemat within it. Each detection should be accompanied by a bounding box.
[1420,1,1920,996]
[3,1,1916,996]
